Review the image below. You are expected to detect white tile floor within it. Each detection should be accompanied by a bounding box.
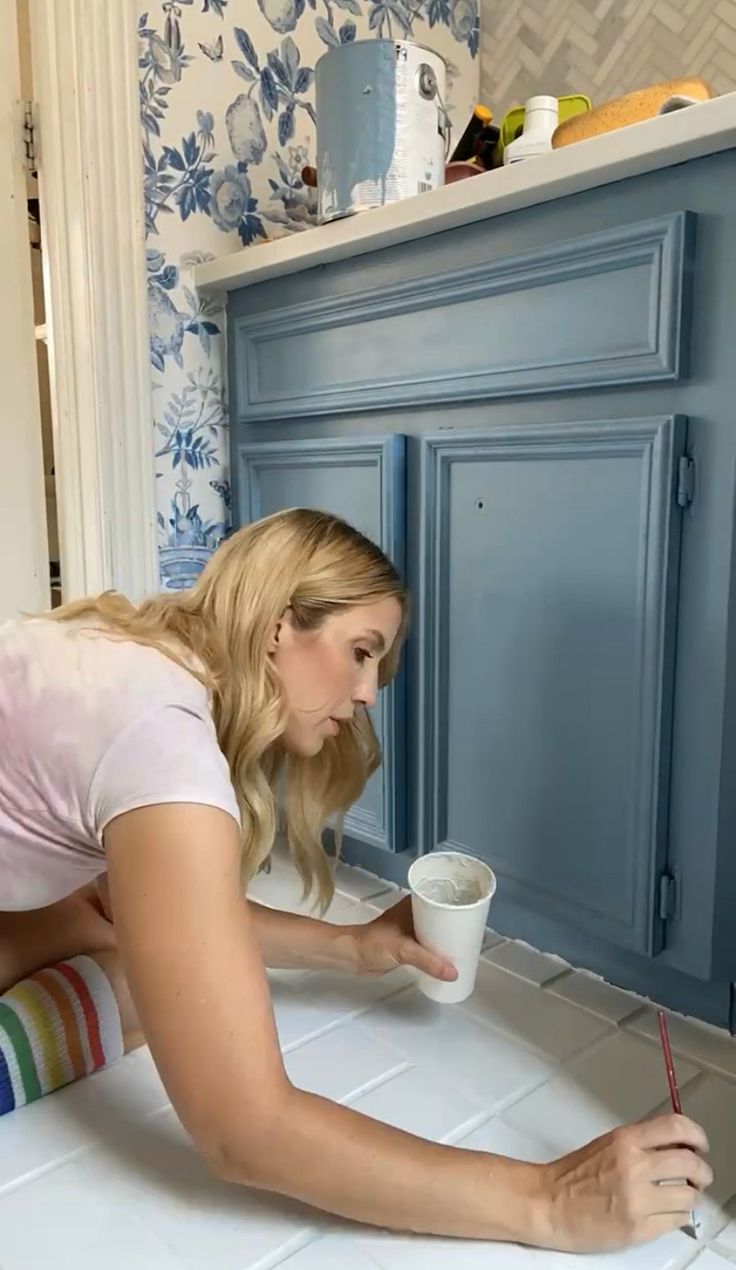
[2,848,735,1270]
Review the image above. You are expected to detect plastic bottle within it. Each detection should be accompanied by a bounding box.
[503,95,559,164]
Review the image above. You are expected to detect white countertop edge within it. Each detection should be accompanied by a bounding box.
[194,92,736,294]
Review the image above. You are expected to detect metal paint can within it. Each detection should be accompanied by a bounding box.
[315,39,447,223]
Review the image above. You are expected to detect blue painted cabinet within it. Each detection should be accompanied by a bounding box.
[228,148,736,1029]
[233,435,407,855]
[417,418,686,958]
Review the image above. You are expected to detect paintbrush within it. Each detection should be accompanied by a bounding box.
[657,1011,701,1239]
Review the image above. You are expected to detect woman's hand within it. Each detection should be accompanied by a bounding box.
[349,895,458,983]
[539,1113,712,1253]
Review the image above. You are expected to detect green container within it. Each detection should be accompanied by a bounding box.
[493,94,591,165]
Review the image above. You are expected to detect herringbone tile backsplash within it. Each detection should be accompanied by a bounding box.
[481,0,736,115]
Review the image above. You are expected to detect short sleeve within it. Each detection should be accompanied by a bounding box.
[86,703,241,839]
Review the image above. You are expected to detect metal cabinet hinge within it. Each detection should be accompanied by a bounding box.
[658,872,678,922]
[677,455,695,508]
[23,100,37,175]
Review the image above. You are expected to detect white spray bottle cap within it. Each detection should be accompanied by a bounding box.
[504,95,559,164]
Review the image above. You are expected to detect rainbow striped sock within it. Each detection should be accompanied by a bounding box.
[0,954,124,1115]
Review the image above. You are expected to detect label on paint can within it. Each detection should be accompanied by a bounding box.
[316,39,446,222]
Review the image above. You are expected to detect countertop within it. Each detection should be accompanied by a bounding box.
[194,91,736,294]
[2,846,735,1269]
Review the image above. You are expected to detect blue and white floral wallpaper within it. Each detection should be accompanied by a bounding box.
[138,1,480,589]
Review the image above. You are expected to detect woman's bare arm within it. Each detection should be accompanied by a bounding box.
[104,804,709,1251]
[101,865,357,973]
[246,900,358,971]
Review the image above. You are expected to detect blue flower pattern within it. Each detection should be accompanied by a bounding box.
[139,1,477,588]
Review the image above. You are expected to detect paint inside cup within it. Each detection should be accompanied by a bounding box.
[412,875,486,906]
[408,853,496,910]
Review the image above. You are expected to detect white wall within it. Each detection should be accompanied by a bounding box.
[481,0,736,117]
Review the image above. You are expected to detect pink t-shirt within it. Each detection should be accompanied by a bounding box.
[0,618,240,912]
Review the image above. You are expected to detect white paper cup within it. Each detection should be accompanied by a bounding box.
[408,852,497,1004]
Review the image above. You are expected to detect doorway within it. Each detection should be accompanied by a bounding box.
[0,0,49,620]
[17,0,60,606]
[2,0,158,620]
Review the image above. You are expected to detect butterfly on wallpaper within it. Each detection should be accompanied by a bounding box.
[198,35,224,62]
[209,479,232,509]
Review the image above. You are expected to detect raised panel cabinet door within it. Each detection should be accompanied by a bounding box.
[418,417,687,955]
[234,434,407,854]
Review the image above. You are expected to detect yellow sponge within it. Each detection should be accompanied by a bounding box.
[552,78,711,148]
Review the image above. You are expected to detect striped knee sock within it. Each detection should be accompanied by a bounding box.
[0,955,124,1116]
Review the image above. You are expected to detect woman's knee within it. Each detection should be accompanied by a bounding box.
[0,887,142,1055]
[0,887,117,993]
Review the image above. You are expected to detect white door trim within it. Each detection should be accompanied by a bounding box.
[29,0,159,602]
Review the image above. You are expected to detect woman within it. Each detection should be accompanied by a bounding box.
[0,508,710,1253]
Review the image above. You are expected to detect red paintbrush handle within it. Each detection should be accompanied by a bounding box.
[658,1011,683,1114]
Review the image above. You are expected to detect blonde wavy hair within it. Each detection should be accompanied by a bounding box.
[51,508,407,910]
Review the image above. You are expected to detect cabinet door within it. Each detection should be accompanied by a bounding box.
[234,434,406,854]
[418,417,687,955]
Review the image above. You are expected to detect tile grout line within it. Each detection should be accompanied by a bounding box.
[279,1013,364,1055]
[619,1016,736,1082]
[251,1230,320,1270]
[619,1019,736,1084]
[541,975,652,1029]
[458,1067,561,1127]
[709,1241,736,1265]
[0,1138,93,1200]
[516,1018,619,1075]
[613,1001,653,1027]
[455,995,619,1070]
[280,981,417,1057]
[480,947,573,991]
[441,1107,500,1146]
[532,963,652,1028]
[334,883,397,904]
[340,1061,414,1107]
[332,858,401,904]
[540,967,576,989]
[483,917,736,1050]
[648,1066,710,1114]
[476,952,652,1045]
